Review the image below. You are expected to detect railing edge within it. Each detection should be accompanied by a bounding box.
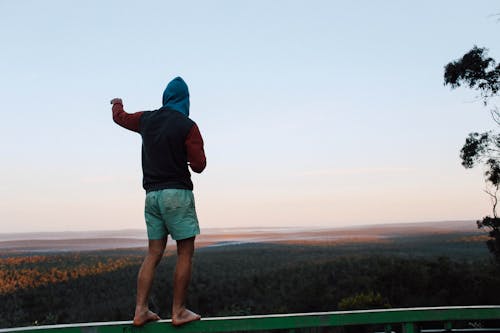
[1,305,499,333]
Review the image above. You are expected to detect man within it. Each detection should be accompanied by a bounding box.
[110,76,206,327]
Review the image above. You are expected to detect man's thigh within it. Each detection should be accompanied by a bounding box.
[145,191,168,240]
[158,189,200,241]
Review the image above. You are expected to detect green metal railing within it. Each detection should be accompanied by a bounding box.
[1,306,499,333]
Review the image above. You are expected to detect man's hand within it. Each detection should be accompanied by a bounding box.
[110,98,123,105]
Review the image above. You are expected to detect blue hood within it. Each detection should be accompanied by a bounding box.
[162,77,190,116]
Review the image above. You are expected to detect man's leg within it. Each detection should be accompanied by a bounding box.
[133,238,167,326]
[171,236,201,326]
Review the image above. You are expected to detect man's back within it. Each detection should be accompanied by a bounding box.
[111,80,206,192]
[140,108,195,192]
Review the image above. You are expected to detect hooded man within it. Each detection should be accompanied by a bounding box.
[110,76,206,326]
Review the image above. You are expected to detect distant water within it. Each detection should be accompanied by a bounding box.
[0,220,477,242]
[0,221,479,252]
[0,229,148,242]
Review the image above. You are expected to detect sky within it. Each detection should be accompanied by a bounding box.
[0,1,499,233]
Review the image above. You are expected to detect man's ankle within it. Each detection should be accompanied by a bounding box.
[135,305,149,315]
[172,306,185,316]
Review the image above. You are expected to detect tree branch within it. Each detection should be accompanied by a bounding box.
[484,184,499,218]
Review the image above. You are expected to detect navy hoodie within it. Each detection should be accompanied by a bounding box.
[112,77,206,192]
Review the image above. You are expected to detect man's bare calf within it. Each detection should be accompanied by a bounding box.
[133,237,200,327]
[171,237,201,326]
[133,239,166,326]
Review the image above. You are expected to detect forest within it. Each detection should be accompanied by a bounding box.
[1,232,499,328]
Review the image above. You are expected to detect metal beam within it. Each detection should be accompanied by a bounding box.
[1,306,499,333]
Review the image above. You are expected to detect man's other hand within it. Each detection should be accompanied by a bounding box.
[110,98,123,105]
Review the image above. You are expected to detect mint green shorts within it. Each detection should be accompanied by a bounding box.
[144,189,200,240]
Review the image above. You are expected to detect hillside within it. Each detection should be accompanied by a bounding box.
[0,220,485,253]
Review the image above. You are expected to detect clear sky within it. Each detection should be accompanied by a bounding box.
[1,1,499,233]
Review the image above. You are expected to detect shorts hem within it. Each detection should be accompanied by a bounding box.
[171,231,200,241]
[147,235,167,240]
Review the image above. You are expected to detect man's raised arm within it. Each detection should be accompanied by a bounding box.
[110,98,143,133]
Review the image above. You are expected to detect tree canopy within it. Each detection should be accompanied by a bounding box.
[444,46,500,264]
[444,46,499,105]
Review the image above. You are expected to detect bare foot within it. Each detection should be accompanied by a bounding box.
[172,308,201,326]
[133,310,161,327]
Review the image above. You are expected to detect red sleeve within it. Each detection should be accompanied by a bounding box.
[112,103,144,133]
[186,123,206,173]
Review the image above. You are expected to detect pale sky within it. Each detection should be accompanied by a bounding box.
[1,1,499,233]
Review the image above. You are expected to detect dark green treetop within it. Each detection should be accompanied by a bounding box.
[444,46,500,264]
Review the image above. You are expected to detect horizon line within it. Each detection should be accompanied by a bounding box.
[0,219,476,237]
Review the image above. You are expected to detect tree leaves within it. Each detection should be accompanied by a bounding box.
[445,45,500,263]
[444,46,500,105]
